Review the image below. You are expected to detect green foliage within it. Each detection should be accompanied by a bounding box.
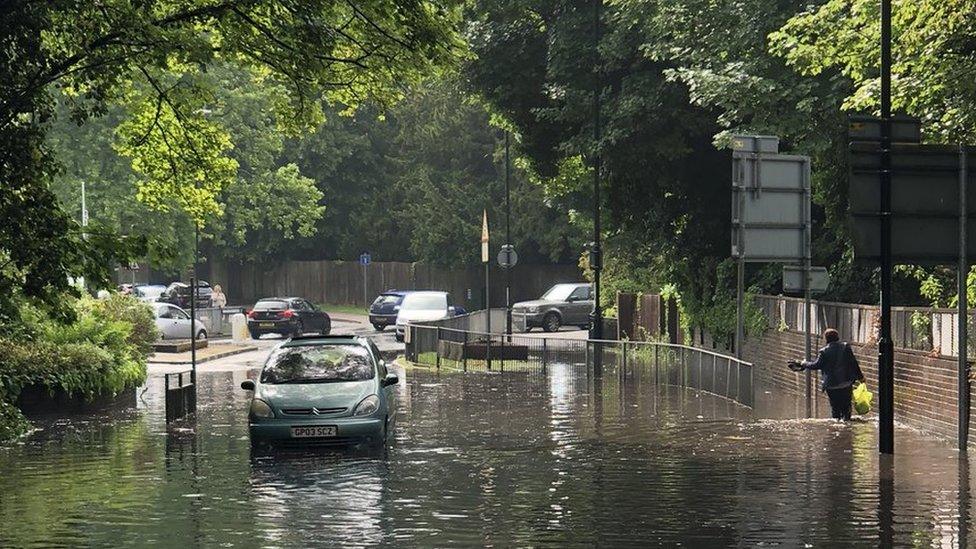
[1,0,464,322]
[282,80,586,266]
[0,294,154,441]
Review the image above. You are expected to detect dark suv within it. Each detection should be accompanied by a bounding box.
[247,297,332,339]
[159,281,213,309]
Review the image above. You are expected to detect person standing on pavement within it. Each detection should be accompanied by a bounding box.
[788,328,865,421]
[212,284,227,309]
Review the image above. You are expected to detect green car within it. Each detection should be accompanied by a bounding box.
[241,335,399,447]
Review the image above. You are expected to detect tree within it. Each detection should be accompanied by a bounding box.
[0,0,463,319]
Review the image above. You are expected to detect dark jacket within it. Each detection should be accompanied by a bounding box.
[802,341,864,391]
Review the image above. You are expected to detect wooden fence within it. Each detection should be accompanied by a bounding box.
[212,259,582,310]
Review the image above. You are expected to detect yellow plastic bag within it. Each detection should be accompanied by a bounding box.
[853,382,873,415]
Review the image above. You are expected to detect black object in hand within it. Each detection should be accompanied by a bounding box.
[787,360,804,372]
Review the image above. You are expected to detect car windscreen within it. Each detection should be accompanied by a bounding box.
[254,300,288,311]
[260,345,374,384]
[400,293,446,311]
[541,284,577,301]
[372,294,403,306]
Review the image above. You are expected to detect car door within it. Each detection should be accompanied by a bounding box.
[291,299,313,331]
[303,300,326,331]
[158,306,180,339]
[370,341,397,421]
[567,286,592,325]
[170,306,193,338]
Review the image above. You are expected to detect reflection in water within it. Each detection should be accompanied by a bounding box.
[1,364,975,546]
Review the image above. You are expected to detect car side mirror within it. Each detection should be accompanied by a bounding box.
[448,306,456,315]
[241,379,255,391]
[382,373,399,387]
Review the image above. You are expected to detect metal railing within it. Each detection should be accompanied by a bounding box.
[164,370,196,423]
[405,324,754,407]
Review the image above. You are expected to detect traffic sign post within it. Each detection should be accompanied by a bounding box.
[848,135,974,451]
[497,244,518,268]
[730,135,813,369]
[731,135,815,413]
[359,252,371,309]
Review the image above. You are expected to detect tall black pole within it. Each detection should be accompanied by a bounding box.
[505,131,513,337]
[878,0,894,455]
[191,223,199,386]
[589,0,604,351]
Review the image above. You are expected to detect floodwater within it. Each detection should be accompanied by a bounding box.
[1,362,973,547]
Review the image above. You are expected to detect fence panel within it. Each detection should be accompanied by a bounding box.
[753,295,969,358]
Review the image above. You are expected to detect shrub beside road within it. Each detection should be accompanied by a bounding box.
[0,295,156,441]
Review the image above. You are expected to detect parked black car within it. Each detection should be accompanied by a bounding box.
[247,297,331,339]
[159,281,213,309]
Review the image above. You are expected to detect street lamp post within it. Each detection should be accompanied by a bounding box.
[191,221,199,385]
[878,0,894,456]
[589,0,604,354]
[505,131,513,337]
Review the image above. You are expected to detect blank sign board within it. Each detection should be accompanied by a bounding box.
[731,149,811,262]
[848,143,976,263]
[782,265,829,293]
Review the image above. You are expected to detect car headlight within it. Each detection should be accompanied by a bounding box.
[528,306,540,313]
[249,399,274,419]
[393,305,400,311]
[353,394,380,416]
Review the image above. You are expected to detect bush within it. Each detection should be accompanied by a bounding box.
[89,294,157,359]
[0,293,154,442]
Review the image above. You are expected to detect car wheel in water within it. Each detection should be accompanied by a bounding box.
[373,324,385,332]
[196,330,207,340]
[248,330,259,340]
[542,312,561,332]
[293,322,304,338]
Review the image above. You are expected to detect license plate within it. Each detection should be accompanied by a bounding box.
[259,322,274,328]
[290,425,337,438]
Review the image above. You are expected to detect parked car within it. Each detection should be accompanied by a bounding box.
[247,297,331,339]
[369,290,412,331]
[394,291,459,342]
[153,303,208,340]
[241,335,398,447]
[133,284,167,303]
[371,290,467,332]
[159,281,213,309]
[512,282,593,332]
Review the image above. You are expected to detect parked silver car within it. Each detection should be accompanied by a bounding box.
[512,283,593,332]
[154,303,208,340]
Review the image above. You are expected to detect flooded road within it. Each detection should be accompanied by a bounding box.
[1,362,972,547]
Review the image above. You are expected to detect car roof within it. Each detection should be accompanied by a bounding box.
[280,335,368,348]
[380,289,414,296]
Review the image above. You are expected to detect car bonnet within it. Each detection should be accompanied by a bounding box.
[256,378,375,410]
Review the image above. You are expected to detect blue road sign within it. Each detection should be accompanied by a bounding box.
[359,252,371,266]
